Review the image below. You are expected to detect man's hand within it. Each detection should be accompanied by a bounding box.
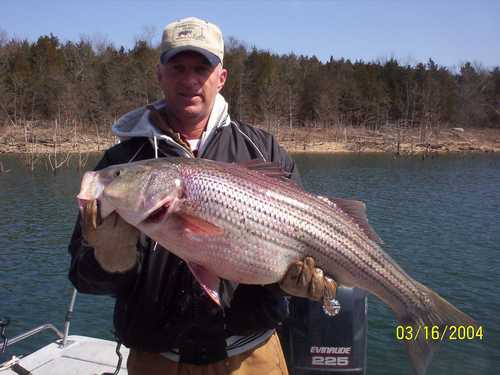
[279,256,337,301]
[82,200,139,273]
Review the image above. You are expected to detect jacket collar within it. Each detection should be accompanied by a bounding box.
[111,93,231,158]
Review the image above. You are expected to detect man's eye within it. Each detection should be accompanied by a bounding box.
[196,66,210,75]
[168,65,184,73]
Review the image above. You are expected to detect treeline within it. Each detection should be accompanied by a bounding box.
[1,34,499,131]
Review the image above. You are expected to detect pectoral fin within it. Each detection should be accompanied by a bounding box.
[175,213,225,237]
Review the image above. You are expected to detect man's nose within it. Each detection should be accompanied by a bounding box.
[180,69,201,88]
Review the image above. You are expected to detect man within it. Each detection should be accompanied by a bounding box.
[69,17,336,375]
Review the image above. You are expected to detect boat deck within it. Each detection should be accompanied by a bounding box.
[1,335,129,375]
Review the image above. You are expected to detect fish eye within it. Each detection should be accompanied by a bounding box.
[113,170,121,177]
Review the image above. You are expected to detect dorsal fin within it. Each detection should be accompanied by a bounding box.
[238,160,301,189]
[321,196,384,244]
[239,160,291,178]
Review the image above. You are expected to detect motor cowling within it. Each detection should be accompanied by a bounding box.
[279,287,368,375]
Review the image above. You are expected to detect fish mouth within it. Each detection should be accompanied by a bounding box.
[78,198,115,223]
[78,198,102,229]
[78,198,91,211]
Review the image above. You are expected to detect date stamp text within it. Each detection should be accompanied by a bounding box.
[395,325,484,341]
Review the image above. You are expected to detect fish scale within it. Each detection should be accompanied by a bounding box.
[81,157,477,375]
[179,162,427,318]
[186,164,404,288]
[184,160,474,359]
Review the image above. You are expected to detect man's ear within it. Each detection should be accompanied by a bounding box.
[217,68,228,92]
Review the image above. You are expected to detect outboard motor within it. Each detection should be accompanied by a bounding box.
[280,287,367,375]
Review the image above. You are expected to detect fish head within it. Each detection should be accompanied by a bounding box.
[77,165,127,218]
[100,159,184,226]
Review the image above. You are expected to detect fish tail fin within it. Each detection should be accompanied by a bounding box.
[399,282,477,375]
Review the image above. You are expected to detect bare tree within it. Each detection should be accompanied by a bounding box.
[0,28,7,47]
[135,25,158,48]
[47,119,70,174]
[79,32,113,55]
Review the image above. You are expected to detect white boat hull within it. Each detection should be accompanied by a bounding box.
[1,335,129,375]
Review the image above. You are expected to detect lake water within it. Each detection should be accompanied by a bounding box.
[0,153,499,374]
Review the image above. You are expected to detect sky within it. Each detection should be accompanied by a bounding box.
[1,0,499,69]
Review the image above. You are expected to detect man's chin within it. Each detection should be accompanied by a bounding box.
[167,110,206,125]
[178,104,207,117]
[166,101,211,124]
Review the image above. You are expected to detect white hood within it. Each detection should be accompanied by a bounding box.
[112,93,231,157]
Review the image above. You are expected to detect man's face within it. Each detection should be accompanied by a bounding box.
[157,51,227,124]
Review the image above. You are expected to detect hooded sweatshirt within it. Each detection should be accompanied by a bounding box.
[68,93,301,364]
[112,93,231,158]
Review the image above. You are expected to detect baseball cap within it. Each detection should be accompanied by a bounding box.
[160,17,224,66]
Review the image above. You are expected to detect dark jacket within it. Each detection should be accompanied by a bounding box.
[68,118,301,364]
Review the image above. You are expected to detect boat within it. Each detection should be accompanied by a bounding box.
[0,290,128,375]
[1,287,367,374]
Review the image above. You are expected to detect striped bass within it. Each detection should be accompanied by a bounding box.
[77,157,476,375]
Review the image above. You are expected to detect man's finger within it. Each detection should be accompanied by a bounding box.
[323,276,337,300]
[308,267,325,301]
[287,260,304,286]
[300,256,315,286]
[83,200,100,229]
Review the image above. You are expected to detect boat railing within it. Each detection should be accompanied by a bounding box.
[1,289,123,375]
[1,288,77,354]
[0,323,64,353]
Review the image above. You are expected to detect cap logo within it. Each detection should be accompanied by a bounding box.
[173,23,206,42]
[161,17,224,65]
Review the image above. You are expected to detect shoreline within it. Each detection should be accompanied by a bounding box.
[275,126,500,154]
[1,125,499,156]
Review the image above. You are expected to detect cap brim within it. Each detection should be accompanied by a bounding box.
[160,46,221,66]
